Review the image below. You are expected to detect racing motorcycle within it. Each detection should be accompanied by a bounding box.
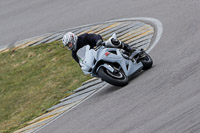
[77,33,153,86]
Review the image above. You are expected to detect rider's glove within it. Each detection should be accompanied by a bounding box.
[96,40,104,46]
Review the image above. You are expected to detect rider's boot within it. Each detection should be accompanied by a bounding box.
[123,43,135,56]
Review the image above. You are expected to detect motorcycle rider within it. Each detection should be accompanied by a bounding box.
[62,32,133,64]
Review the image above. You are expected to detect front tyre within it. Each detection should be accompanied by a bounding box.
[139,52,153,70]
[97,67,128,86]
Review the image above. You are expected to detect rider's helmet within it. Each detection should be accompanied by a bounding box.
[62,32,78,51]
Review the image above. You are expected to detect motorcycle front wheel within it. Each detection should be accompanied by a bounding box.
[139,52,153,70]
[97,66,128,86]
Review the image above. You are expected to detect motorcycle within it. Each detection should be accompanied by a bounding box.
[77,33,153,86]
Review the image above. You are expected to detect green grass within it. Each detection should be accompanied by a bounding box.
[0,41,91,133]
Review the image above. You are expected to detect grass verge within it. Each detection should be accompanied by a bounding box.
[0,41,91,133]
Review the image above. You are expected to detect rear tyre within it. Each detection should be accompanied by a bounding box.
[97,66,128,86]
[139,53,153,70]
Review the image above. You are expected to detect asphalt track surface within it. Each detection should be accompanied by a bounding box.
[1,0,200,133]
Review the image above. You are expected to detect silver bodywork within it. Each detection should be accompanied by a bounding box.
[77,33,143,78]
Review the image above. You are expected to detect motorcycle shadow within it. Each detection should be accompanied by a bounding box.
[128,70,145,82]
[97,66,154,97]
[98,70,144,95]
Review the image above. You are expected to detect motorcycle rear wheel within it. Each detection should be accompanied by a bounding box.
[98,66,128,86]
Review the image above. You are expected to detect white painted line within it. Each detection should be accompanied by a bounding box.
[113,17,163,53]
[33,83,108,133]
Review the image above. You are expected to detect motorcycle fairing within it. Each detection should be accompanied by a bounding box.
[94,47,143,77]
